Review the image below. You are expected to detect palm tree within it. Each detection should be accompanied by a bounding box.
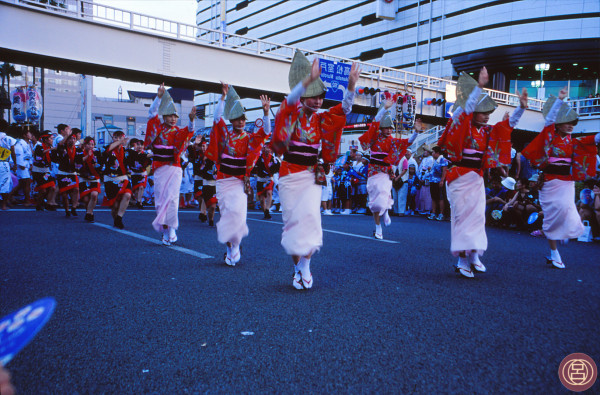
[0,62,23,121]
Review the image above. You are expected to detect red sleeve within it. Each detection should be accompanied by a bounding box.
[205,119,228,164]
[246,128,269,176]
[437,112,473,162]
[320,103,346,163]
[144,116,161,148]
[272,99,298,156]
[385,137,410,166]
[173,127,194,161]
[359,122,380,151]
[483,118,513,169]
[572,135,598,181]
[522,124,554,168]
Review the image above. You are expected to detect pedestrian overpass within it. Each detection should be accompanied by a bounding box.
[1,0,598,134]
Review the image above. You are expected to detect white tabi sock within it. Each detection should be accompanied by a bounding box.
[375,224,382,234]
[383,211,391,226]
[468,252,482,265]
[231,243,240,259]
[297,256,311,275]
[458,255,470,270]
[550,249,562,263]
[226,244,232,258]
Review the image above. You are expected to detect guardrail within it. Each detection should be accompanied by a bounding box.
[7,0,548,113]
[569,98,600,118]
[409,125,444,152]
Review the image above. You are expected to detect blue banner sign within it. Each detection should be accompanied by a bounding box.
[319,59,351,102]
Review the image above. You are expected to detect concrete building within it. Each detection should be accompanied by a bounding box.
[195,0,599,108]
[7,66,200,143]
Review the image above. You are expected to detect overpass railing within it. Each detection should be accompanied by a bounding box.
[409,126,445,153]
[9,0,544,111]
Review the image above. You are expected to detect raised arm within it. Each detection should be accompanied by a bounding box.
[509,88,528,128]
[342,62,360,115]
[148,83,165,119]
[260,95,271,134]
[545,87,567,126]
[214,82,227,122]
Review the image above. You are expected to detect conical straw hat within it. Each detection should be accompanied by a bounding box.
[542,96,578,125]
[288,49,326,98]
[224,85,245,120]
[158,90,178,117]
[451,72,497,114]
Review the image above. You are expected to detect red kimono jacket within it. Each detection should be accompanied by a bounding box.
[272,99,345,177]
[522,124,597,181]
[438,112,513,184]
[359,121,411,177]
[205,118,268,180]
[144,115,194,171]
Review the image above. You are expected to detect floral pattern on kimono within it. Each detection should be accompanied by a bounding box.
[522,124,597,181]
[272,99,345,176]
[206,118,268,179]
[359,120,410,177]
[144,115,194,170]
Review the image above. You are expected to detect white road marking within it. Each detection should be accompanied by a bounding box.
[247,218,401,244]
[92,222,213,259]
[6,209,397,244]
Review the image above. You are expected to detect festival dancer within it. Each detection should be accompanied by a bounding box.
[522,88,599,269]
[187,135,208,221]
[205,83,270,265]
[52,132,80,217]
[199,143,218,227]
[75,137,102,223]
[437,67,528,278]
[31,131,57,211]
[127,138,151,209]
[253,144,280,219]
[144,84,195,245]
[102,130,132,229]
[359,100,421,239]
[271,50,359,290]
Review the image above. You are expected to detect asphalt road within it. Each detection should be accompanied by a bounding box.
[1,207,598,394]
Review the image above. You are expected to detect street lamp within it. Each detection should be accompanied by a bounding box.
[534,63,550,99]
[535,63,550,82]
[530,80,544,88]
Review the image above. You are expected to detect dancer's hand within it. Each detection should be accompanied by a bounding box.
[157,83,166,98]
[517,88,528,109]
[558,87,568,100]
[0,365,15,395]
[260,95,271,116]
[383,99,394,109]
[189,106,196,122]
[220,82,229,100]
[502,111,510,122]
[478,67,488,88]
[348,62,361,92]
[303,58,322,89]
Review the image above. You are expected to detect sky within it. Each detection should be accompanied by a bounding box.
[92,0,198,98]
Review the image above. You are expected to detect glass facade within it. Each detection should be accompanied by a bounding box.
[512,79,598,100]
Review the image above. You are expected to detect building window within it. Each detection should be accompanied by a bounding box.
[127,116,135,136]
